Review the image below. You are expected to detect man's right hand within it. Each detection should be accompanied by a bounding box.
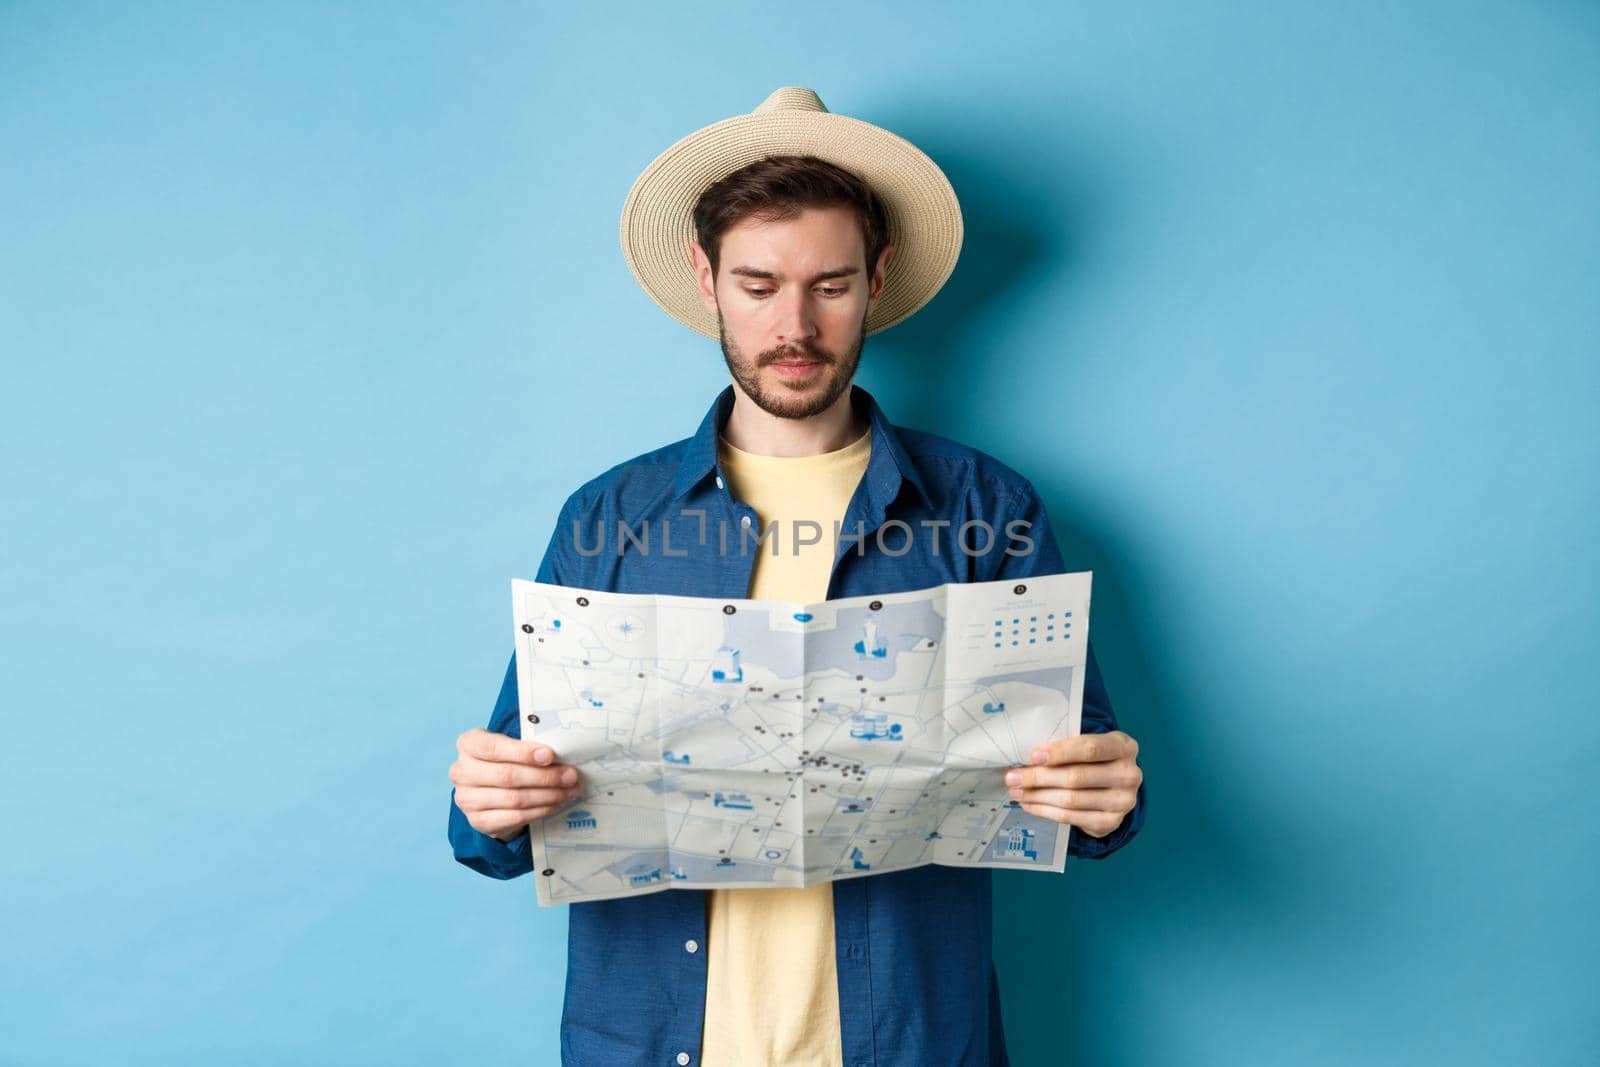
[450,727,583,842]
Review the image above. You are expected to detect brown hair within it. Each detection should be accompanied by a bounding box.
[691,154,891,280]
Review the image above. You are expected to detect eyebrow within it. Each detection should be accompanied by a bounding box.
[728,265,861,283]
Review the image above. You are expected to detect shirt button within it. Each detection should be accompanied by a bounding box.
[684,939,699,954]
[740,515,751,528]
[676,1054,691,1066]
[715,475,724,489]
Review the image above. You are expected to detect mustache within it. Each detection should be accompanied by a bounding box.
[762,344,831,364]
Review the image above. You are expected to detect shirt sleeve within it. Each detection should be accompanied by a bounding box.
[988,481,1147,861]
[447,489,588,880]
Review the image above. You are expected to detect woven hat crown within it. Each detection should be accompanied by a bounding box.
[753,87,828,114]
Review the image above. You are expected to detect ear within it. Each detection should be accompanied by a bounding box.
[868,243,895,303]
[688,240,719,314]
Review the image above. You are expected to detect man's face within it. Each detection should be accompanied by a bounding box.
[690,205,893,420]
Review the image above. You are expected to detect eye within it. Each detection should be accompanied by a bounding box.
[742,286,849,299]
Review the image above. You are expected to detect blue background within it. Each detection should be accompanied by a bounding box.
[3,2,1595,1064]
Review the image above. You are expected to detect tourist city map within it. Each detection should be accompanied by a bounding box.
[510,570,1093,905]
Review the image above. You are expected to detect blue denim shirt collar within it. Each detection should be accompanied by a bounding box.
[670,382,933,512]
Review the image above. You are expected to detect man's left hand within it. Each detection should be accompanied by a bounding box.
[1004,731,1142,838]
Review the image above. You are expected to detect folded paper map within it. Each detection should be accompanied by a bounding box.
[511,570,1092,905]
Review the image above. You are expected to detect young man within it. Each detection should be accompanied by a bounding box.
[447,87,1146,1067]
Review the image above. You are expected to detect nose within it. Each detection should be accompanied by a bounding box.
[772,287,818,348]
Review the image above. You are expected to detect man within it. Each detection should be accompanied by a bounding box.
[447,87,1146,1066]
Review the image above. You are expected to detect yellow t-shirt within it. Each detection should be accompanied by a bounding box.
[700,423,872,1067]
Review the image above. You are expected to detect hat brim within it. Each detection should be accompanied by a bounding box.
[619,110,963,340]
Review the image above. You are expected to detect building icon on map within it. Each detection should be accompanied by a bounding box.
[853,619,888,659]
[1004,827,1038,860]
[849,713,902,741]
[711,645,743,683]
[624,863,662,886]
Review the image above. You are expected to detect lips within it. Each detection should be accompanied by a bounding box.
[767,357,826,379]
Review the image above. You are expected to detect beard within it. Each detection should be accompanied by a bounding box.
[717,306,866,420]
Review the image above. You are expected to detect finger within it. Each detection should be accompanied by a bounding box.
[1008,761,1140,791]
[451,761,578,790]
[456,785,582,813]
[1019,803,1127,838]
[1014,786,1134,813]
[1029,731,1137,766]
[459,727,555,765]
[471,806,562,836]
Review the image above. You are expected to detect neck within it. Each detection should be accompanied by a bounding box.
[721,383,869,457]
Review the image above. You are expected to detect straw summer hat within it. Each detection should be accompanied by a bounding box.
[618,86,964,340]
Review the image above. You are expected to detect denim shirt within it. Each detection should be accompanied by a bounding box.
[448,383,1147,1066]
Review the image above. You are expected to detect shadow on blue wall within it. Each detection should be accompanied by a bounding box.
[856,128,1369,1064]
